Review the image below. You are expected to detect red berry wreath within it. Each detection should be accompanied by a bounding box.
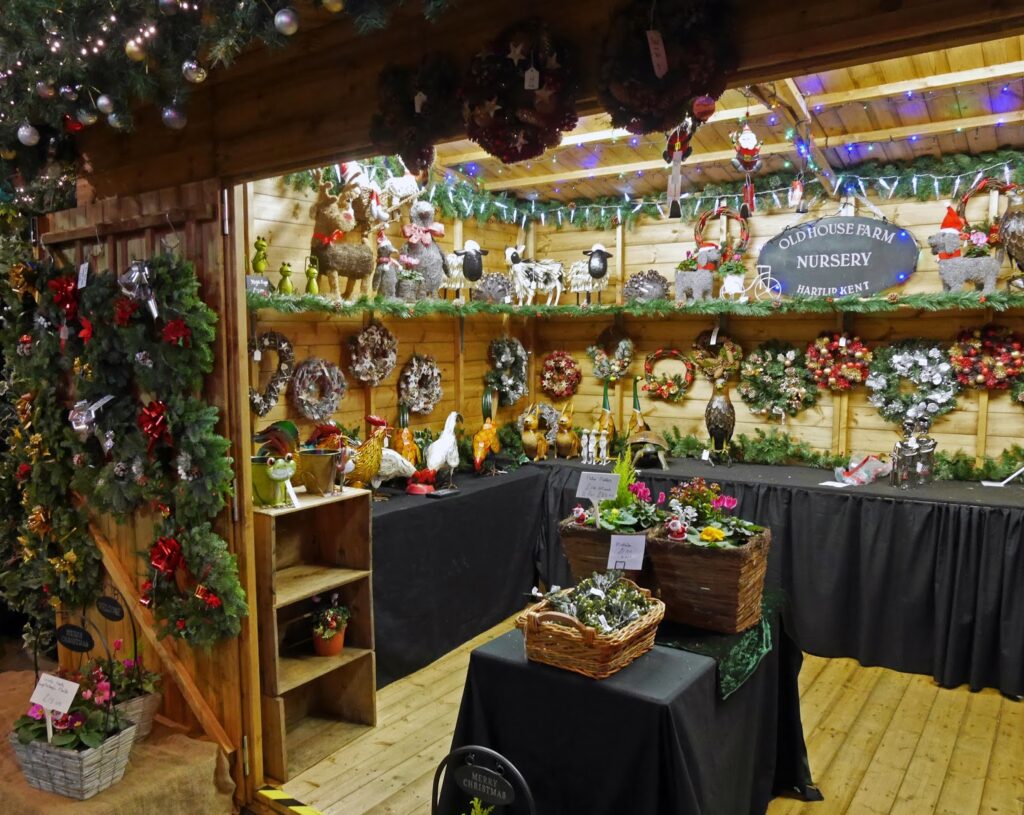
[805,332,872,391]
[540,351,582,400]
[643,348,695,403]
[948,325,1024,390]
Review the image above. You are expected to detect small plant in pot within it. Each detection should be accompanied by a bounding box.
[102,638,162,740]
[312,593,351,656]
[396,263,423,302]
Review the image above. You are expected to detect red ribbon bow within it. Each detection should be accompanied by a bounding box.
[401,222,445,246]
[47,277,78,321]
[313,230,346,246]
[938,249,962,260]
[78,316,93,344]
[150,536,182,576]
[162,317,191,347]
[138,400,172,454]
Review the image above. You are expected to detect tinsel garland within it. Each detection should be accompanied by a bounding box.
[947,324,1024,390]
[805,332,872,391]
[484,337,529,406]
[866,341,960,423]
[738,341,818,419]
[399,353,443,414]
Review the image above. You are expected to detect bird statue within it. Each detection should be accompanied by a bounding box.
[595,379,616,438]
[374,447,417,488]
[999,187,1024,289]
[704,363,735,465]
[426,411,463,488]
[392,403,421,467]
[472,390,501,473]
[625,376,649,438]
[345,415,389,489]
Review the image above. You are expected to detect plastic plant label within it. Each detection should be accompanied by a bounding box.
[524,67,540,90]
[576,471,620,504]
[608,534,646,571]
[30,673,80,715]
[646,30,668,78]
[285,480,300,507]
[701,449,711,461]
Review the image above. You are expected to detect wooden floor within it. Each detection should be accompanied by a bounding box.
[283,620,1024,815]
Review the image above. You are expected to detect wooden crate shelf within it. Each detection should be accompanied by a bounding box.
[254,484,376,781]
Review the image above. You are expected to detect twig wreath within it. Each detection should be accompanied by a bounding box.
[462,18,579,163]
[289,357,347,421]
[484,337,529,406]
[805,332,872,391]
[248,331,295,417]
[642,348,694,402]
[349,321,398,386]
[540,350,582,399]
[948,324,1024,390]
[586,325,635,382]
[399,353,443,414]
[866,341,960,423]
[691,330,743,385]
[738,341,818,420]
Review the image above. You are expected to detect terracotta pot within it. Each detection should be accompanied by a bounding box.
[313,627,346,656]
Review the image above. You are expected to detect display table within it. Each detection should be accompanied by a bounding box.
[540,459,1024,698]
[446,613,815,815]
[372,466,548,686]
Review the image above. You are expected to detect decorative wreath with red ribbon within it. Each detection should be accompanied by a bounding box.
[948,324,1024,390]
[462,19,579,163]
[805,332,873,391]
[693,207,750,256]
[643,348,695,403]
[540,351,582,400]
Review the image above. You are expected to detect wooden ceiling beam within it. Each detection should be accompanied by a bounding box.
[821,109,1024,148]
[805,59,1024,109]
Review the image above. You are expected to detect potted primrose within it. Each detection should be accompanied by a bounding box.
[312,593,351,656]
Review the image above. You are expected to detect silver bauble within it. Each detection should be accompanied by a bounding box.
[161,105,187,130]
[76,108,98,126]
[35,81,56,99]
[181,59,207,84]
[96,94,115,114]
[158,0,179,13]
[107,112,128,130]
[274,7,299,35]
[17,123,40,146]
[59,84,78,102]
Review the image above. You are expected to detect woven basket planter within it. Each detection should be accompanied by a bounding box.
[647,526,771,634]
[516,580,665,679]
[9,723,137,800]
[114,691,161,740]
[558,518,654,588]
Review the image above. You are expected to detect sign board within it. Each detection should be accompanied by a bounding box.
[575,472,620,505]
[757,215,920,297]
[452,764,516,805]
[56,623,95,653]
[96,595,125,622]
[608,535,646,571]
[30,673,80,715]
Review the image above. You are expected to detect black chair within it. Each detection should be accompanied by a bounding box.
[431,745,537,815]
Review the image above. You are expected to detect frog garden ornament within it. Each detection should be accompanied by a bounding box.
[251,235,269,274]
[278,261,295,294]
[304,257,320,295]
[251,453,298,507]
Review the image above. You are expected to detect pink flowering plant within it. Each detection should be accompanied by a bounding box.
[312,593,350,640]
[667,477,762,547]
[587,455,668,532]
[14,666,128,750]
[103,638,160,701]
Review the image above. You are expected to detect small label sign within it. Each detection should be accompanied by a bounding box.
[524,66,540,90]
[608,534,646,571]
[646,30,668,78]
[30,673,80,715]
[576,471,620,504]
[56,623,95,653]
[96,595,125,622]
[77,261,90,289]
[452,765,515,806]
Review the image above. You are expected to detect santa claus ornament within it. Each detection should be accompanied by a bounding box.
[731,122,763,218]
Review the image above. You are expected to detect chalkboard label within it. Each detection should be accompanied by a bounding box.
[56,624,95,653]
[452,764,515,805]
[96,595,125,621]
[757,215,920,297]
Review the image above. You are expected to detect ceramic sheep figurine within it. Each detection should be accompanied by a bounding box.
[927,231,1001,293]
[401,201,449,299]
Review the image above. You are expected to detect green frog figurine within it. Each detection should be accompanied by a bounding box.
[277,261,295,295]
[250,453,298,507]
[251,235,269,274]
[304,256,319,295]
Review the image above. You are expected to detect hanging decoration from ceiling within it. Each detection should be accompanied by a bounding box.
[370,55,461,173]
[866,341,960,423]
[540,351,582,400]
[737,341,818,420]
[947,325,1024,390]
[462,18,579,163]
[484,337,530,406]
[804,332,872,391]
[248,331,296,416]
[349,320,398,386]
[398,353,443,414]
[597,0,733,134]
[730,122,764,218]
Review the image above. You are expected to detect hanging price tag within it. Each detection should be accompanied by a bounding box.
[524,67,540,90]
[30,673,80,715]
[701,449,711,461]
[413,91,428,114]
[608,534,646,571]
[77,262,90,289]
[839,335,848,347]
[253,349,262,362]
[646,30,668,78]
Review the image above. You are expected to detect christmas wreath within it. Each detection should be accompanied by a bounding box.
[462,18,579,163]
[738,341,818,419]
[540,350,582,399]
[597,0,733,134]
[805,332,872,391]
[947,325,1024,390]
[691,330,742,385]
[866,341,960,424]
[249,331,295,416]
[349,321,398,386]
[484,337,529,406]
[642,348,694,402]
[586,326,635,382]
[369,55,461,173]
[399,353,443,414]
[289,357,347,421]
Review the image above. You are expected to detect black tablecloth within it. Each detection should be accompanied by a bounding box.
[540,459,1024,697]
[446,615,815,815]
[372,467,547,687]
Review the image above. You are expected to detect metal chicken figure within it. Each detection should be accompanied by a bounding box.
[472,391,502,473]
[426,411,463,487]
[345,415,389,488]
[392,403,421,467]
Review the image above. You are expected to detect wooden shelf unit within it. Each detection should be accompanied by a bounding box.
[254,486,376,781]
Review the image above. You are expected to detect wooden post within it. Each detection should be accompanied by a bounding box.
[976,390,989,466]
[363,311,376,430]
[615,220,625,305]
[453,218,465,302]
[454,316,465,421]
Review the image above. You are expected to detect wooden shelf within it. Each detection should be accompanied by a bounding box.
[278,648,372,695]
[253,486,371,517]
[274,564,370,609]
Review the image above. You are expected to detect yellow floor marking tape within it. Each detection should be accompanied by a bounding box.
[257,784,326,815]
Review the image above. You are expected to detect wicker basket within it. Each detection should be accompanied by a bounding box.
[647,527,771,634]
[9,723,137,800]
[558,518,654,588]
[515,581,665,679]
[114,691,161,740]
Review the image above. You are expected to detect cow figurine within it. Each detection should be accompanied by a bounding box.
[675,243,719,304]
[505,245,564,306]
[928,208,1001,294]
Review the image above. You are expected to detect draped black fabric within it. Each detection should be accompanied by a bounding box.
[537,459,1024,697]
[371,467,547,687]
[444,612,817,815]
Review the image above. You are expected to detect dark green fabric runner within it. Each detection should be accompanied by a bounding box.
[655,588,787,699]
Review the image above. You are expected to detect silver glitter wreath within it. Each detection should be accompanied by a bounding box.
[484,337,529,407]
[349,321,398,386]
[398,353,443,414]
[288,357,347,421]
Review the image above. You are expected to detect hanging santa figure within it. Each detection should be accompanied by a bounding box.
[788,172,805,212]
[664,116,696,219]
[731,123,763,219]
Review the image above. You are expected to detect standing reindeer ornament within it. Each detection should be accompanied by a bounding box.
[505,246,564,306]
[308,165,376,301]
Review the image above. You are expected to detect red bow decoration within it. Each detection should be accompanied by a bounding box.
[401,222,444,245]
[139,579,153,607]
[47,277,78,321]
[78,316,93,344]
[162,317,191,347]
[138,400,172,454]
[313,230,346,246]
[114,296,138,327]
[194,584,222,608]
[938,249,962,260]
[150,536,182,576]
